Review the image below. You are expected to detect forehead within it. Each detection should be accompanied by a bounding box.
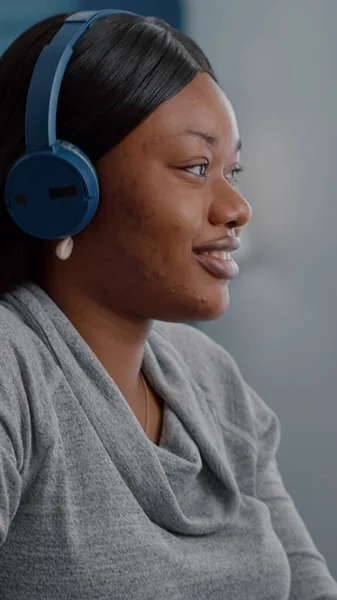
[140,72,239,148]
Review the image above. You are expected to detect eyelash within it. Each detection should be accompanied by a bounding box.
[185,162,243,184]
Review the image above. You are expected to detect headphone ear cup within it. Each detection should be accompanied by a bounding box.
[4,142,99,240]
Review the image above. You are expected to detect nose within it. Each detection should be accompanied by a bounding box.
[208,181,252,233]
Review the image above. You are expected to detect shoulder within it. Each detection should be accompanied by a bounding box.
[0,298,63,399]
[0,298,62,490]
[0,300,39,375]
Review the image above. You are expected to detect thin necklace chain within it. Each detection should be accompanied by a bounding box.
[140,371,150,436]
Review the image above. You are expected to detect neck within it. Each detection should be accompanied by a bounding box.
[40,276,154,402]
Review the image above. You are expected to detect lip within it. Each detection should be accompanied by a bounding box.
[193,252,239,280]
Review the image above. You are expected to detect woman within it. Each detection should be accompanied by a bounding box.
[0,9,336,600]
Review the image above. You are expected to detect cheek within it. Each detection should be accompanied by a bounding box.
[100,175,196,249]
[89,186,163,283]
[91,166,205,291]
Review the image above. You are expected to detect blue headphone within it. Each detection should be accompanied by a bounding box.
[4,9,134,240]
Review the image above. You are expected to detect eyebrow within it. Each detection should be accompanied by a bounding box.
[178,129,242,153]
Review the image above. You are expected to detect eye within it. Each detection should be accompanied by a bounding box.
[225,166,244,186]
[184,163,208,177]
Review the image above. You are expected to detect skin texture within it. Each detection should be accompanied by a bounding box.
[40,73,252,437]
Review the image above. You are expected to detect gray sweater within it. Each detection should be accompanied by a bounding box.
[0,281,336,600]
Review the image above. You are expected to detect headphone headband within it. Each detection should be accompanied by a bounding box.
[25,9,135,152]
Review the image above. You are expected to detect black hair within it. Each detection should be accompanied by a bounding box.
[0,12,217,294]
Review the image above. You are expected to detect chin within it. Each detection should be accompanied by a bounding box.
[162,284,230,323]
[194,293,230,322]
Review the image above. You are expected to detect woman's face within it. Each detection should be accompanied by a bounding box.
[67,72,252,322]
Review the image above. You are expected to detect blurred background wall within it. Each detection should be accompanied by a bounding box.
[186,0,337,577]
[0,0,181,55]
[1,0,336,578]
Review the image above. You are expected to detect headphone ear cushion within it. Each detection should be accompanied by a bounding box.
[4,142,99,240]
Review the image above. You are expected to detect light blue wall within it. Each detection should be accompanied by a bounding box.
[78,0,182,28]
[186,0,337,577]
[0,0,182,55]
[0,0,79,55]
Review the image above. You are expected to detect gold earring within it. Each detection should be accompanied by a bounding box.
[55,237,74,260]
